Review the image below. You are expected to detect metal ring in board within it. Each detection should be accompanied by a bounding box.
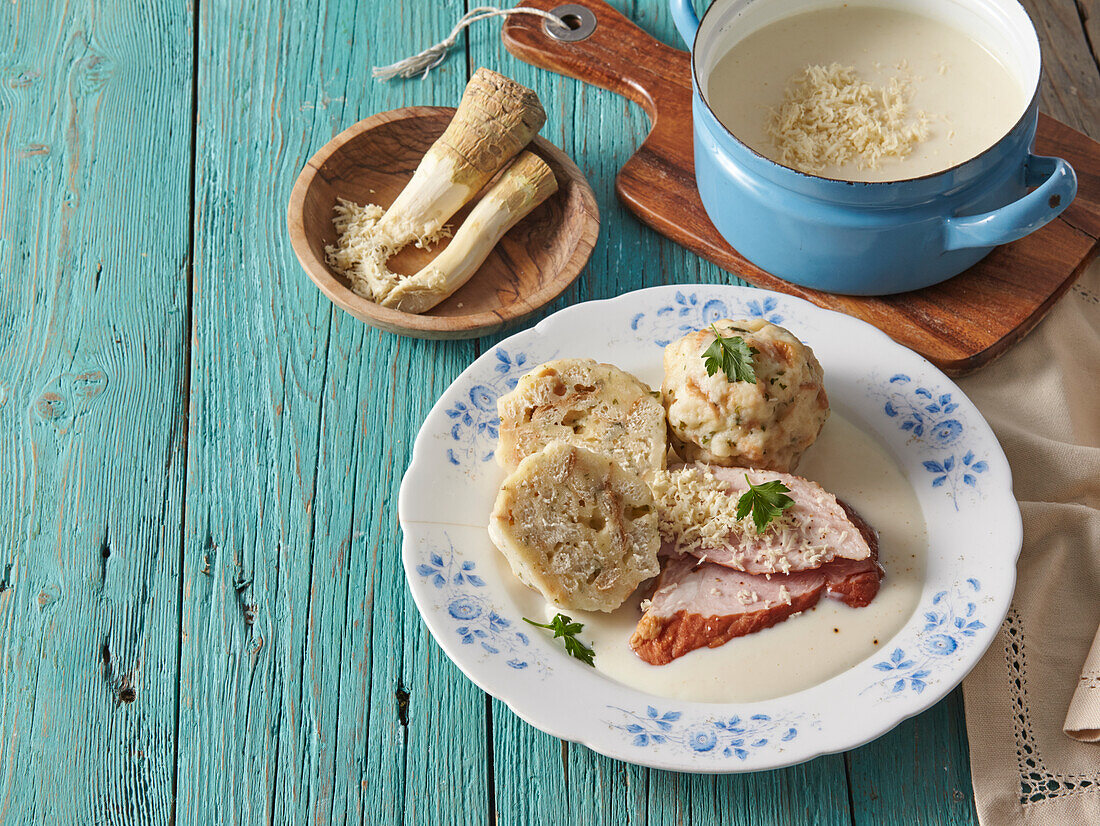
[544,4,597,41]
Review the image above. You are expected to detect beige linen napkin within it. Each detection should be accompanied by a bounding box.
[1066,623,1100,742]
[958,258,1100,824]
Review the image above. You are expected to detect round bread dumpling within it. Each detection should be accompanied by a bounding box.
[662,318,829,471]
[496,358,666,481]
[488,441,660,612]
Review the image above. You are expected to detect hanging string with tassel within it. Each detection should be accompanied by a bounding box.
[372,6,565,81]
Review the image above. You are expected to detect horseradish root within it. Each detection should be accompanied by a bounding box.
[326,67,547,305]
[381,151,557,313]
[376,68,545,248]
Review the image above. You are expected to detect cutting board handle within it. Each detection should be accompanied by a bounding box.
[501,0,691,126]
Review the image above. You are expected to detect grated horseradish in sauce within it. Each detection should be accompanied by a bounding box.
[765,63,931,175]
[705,5,1026,182]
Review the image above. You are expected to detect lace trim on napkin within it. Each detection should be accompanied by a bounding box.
[1006,610,1100,804]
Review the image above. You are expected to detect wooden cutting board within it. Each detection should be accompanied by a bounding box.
[502,0,1100,375]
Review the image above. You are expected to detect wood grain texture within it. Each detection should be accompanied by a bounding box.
[0,0,192,823]
[1078,0,1100,89]
[847,690,978,825]
[644,759,852,826]
[287,106,599,338]
[1022,0,1100,138]
[175,1,485,824]
[1,0,1095,823]
[501,0,1100,375]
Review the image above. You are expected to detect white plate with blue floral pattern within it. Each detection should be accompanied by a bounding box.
[398,285,1022,772]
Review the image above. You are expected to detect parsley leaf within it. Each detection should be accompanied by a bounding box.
[523,613,595,666]
[735,475,795,533]
[702,324,758,384]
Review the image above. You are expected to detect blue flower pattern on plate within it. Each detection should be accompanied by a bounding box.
[743,296,784,325]
[606,706,807,758]
[921,451,989,507]
[445,348,543,467]
[417,537,542,672]
[864,578,986,698]
[629,291,786,347]
[875,374,988,509]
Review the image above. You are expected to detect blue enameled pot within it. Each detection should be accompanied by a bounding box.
[670,0,1078,295]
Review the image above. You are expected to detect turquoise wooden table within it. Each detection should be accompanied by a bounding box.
[2,0,1097,823]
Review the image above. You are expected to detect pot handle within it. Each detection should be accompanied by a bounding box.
[943,155,1077,251]
[670,0,700,45]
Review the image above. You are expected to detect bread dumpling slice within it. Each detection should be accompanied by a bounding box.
[496,358,666,481]
[488,441,660,612]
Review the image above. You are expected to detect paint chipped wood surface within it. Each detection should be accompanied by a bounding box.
[0,0,1095,823]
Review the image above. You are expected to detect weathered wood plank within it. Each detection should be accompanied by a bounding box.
[1022,0,1100,138]
[175,1,486,824]
[645,760,851,826]
[848,689,977,825]
[564,743,648,825]
[1078,0,1100,87]
[0,0,192,823]
[490,699,571,826]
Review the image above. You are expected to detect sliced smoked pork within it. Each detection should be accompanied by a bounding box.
[649,464,873,575]
[630,503,881,665]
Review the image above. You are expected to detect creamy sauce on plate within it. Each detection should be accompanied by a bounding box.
[497,414,927,703]
[706,5,1026,182]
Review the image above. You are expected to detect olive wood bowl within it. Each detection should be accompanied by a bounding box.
[287,106,599,339]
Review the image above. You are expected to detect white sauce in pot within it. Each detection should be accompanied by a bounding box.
[499,414,927,704]
[705,5,1027,182]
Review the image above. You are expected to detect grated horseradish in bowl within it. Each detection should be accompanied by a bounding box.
[670,0,1077,294]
